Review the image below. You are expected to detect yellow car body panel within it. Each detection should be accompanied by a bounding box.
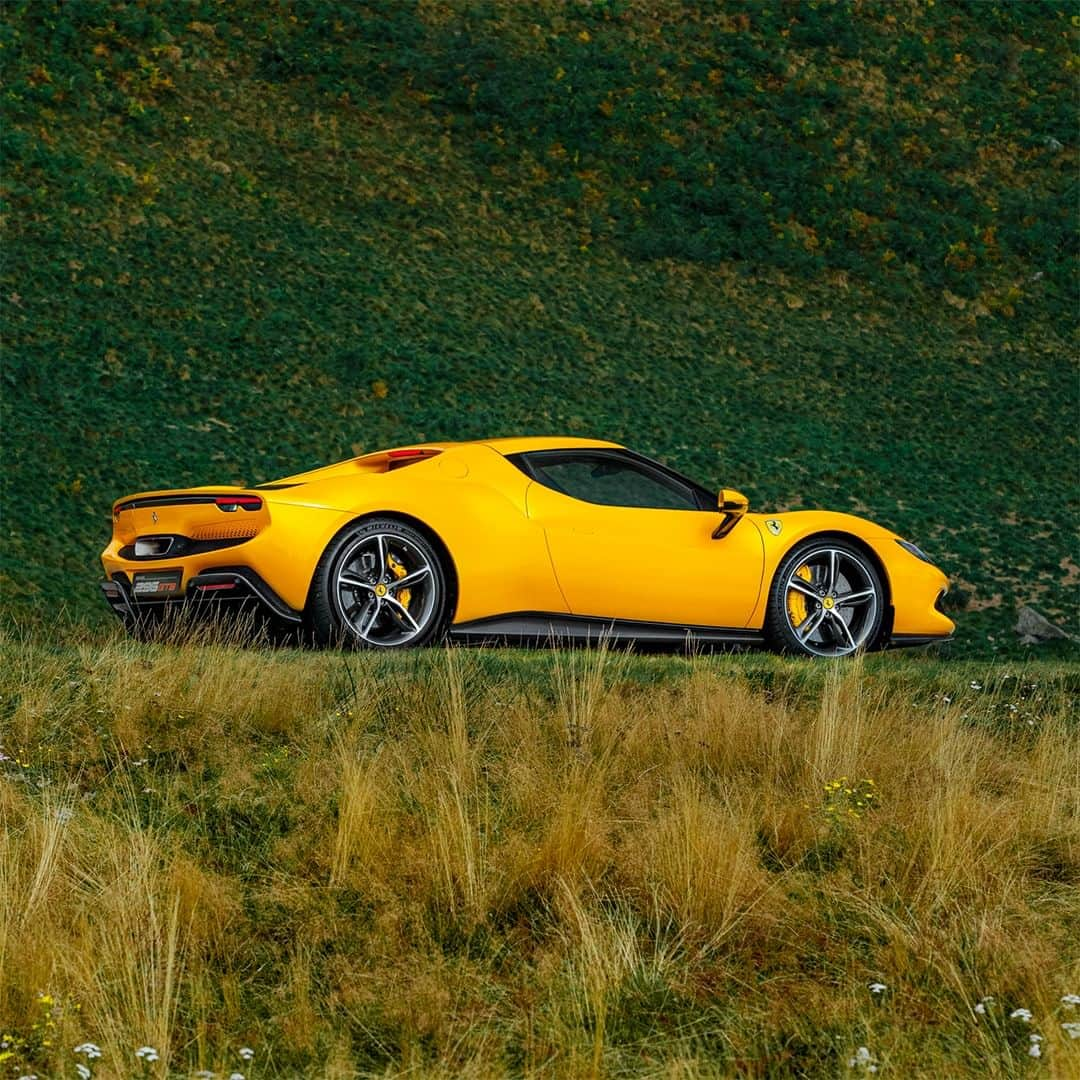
[741,510,954,639]
[262,443,569,621]
[100,436,954,645]
[524,480,765,627]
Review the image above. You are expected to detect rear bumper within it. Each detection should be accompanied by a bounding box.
[100,566,302,626]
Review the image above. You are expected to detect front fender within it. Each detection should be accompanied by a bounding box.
[743,511,952,640]
[743,511,898,631]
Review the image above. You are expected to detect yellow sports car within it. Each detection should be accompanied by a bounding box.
[100,437,954,657]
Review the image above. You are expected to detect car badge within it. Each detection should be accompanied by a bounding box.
[765,519,782,536]
[152,511,158,524]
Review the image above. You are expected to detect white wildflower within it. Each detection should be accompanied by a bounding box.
[868,982,887,995]
[970,681,983,690]
[238,1048,254,1062]
[1028,1033,1043,1058]
[1062,994,1080,1007]
[76,1066,91,1080]
[848,1046,879,1072]
[975,995,994,1015]
[135,1046,159,1062]
[1062,1021,1080,1039]
[230,1074,245,1080]
[1011,1007,1033,1022]
[74,1044,102,1059]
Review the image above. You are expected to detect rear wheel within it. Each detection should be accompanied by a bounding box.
[765,538,885,657]
[306,518,449,648]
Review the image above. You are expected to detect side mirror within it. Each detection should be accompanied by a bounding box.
[713,488,749,539]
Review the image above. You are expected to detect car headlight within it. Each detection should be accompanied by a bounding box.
[896,539,935,565]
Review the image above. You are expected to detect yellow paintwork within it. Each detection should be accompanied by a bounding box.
[101,436,954,640]
[741,509,952,637]
[524,480,764,626]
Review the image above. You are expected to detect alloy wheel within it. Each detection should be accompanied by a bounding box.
[333,531,439,647]
[783,546,880,657]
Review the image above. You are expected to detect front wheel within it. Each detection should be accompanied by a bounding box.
[306,518,449,648]
[765,539,885,658]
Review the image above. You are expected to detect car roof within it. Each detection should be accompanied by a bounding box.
[478,436,624,454]
[374,436,625,456]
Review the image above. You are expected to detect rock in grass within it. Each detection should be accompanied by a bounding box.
[1015,606,1072,644]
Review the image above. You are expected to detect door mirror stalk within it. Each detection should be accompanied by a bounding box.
[713,489,749,539]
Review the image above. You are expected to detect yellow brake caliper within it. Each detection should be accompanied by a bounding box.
[787,564,813,627]
[386,552,411,610]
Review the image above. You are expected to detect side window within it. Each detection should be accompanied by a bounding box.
[526,452,702,511]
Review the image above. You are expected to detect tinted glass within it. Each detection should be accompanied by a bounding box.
[528,453,701,510]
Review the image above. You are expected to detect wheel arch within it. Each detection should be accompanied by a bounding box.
[772,529,894,648]
[306,510,460,623]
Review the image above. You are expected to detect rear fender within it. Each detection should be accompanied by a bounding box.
[283,444,568,624]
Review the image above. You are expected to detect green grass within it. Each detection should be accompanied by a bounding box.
[1,1,1077,655]
[1,633,1078,1077]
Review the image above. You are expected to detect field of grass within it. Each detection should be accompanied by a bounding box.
[2,629,1078,1077]
[1,1,1077,654]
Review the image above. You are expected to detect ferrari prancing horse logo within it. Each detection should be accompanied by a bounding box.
[765,519,782,536]
[152,511,158,524]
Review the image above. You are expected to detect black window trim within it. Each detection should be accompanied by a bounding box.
[506,448,717,512]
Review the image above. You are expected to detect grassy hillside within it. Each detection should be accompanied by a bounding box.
[1,1,1077,654]
[1,636,1078,1077]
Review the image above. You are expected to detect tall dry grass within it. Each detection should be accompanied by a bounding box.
[0,629,1077,1077]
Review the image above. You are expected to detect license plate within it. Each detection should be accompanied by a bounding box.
[132,570,182,597]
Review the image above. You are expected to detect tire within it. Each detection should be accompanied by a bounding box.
[765,537,885,658]
[306,518,450,648]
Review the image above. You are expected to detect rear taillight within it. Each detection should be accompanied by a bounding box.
[215,495,262,513]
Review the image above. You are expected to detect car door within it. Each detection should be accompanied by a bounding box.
[518,450,765,628]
